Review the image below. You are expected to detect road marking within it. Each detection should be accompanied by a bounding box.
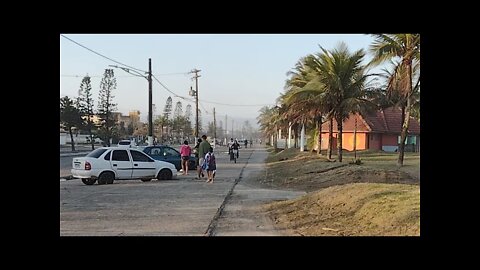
[60,178,66,182]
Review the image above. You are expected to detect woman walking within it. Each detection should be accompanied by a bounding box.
[180,140,192,175]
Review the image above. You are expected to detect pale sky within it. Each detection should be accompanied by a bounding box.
[60,34,382,130]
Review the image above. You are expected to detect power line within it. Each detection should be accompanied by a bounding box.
[61,73,189,78]
[61,74,138,78]
[61,34,147,73]
[196,99,275,107]
[152,75,192,99]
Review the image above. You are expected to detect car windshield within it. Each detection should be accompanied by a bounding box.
[119,141,131,145]
[86,148,108,158]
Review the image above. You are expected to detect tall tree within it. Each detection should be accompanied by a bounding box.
[313,42,373,162]
[283,55,330,155]
[173,101,183,118]
[163,96,173,119]
[163,96,173,138]
[77,75,96,150]
[184,104,193,139]
[154,115,169,143]
[60,96,83,151]
[369,34,420,166]
[97,69,117,146]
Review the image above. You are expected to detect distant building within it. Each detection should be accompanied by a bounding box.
[320,106,420,153]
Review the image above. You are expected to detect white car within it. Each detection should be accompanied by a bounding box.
[117,139,135,148]
[71,147,178,185]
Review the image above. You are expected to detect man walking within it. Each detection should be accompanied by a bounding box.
[198,135,211,180]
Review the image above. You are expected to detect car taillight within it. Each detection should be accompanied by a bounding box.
[85,161,91,170]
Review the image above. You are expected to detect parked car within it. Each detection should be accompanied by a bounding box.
[71,147,178,185]
[117,139,135,148]
[143,145,196,171]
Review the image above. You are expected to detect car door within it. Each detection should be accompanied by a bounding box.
[162,146,182,170]
[110,149,133,179]
[129,149,156,179]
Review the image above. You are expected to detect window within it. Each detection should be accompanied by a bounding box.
[112,150,130,161]
[163,147,179,157]
[86,148,108,158]
[104,150,111,161]
[149,147,162,156]
[130,150,153,162]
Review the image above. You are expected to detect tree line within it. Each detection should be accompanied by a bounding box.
[257,34,420,167]
[60,68,203,151]
[60,69,117,151]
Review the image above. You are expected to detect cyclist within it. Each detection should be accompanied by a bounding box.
[228,138,239,160]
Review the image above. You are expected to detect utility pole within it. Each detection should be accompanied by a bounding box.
[190,69,201,140]
[231,119,234,139]
[148,58,153,146]
[213,107,216,148]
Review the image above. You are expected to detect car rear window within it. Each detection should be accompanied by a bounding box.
[86,148,108,158]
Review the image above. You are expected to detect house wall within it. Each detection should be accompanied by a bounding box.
[320,132,367,151]
[342,133,367,151]
[381,134,398,152]
[367,133,382,150]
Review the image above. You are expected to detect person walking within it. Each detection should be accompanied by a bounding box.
[203,147,216,183]
[198,135,211,180]
[179,140,192,175]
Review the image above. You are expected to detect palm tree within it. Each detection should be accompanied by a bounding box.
[257,106,279,150]
[369,34,420,167]
[312,42,373,162]
[283,56,330,155]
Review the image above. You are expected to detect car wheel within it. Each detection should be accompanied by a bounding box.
[157,169,173,180]
[82,178,97,185]
[98,172,114,185]
[141,178,152,182]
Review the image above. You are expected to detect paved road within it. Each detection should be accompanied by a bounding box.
[60,145,304,236]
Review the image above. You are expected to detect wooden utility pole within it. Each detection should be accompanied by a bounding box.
[190,69,201,140]
[148,58,153,146]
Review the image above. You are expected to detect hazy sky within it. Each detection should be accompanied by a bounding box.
[60,34,381,129]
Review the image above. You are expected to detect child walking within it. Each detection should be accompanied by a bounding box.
[203,147,216,183]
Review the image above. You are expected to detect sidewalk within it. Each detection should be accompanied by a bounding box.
[213,147,305,236]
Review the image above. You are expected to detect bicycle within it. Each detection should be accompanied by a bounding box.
[229,147,238,163]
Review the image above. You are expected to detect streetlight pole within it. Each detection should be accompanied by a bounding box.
[148,58,153,146]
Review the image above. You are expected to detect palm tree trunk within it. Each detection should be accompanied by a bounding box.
[317,115,322,155]
[353,116,357,160]
[328,118,333,159]
[274,130,278,152]
[292,123,298,148]
[336,117,343,162]
[69,127,76,152]
[398,61,413,167]
[398,94,412,167]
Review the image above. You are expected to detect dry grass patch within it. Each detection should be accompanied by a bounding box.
[265,182,420,236]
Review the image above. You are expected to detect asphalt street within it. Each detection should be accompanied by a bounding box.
[60,145,304,236]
